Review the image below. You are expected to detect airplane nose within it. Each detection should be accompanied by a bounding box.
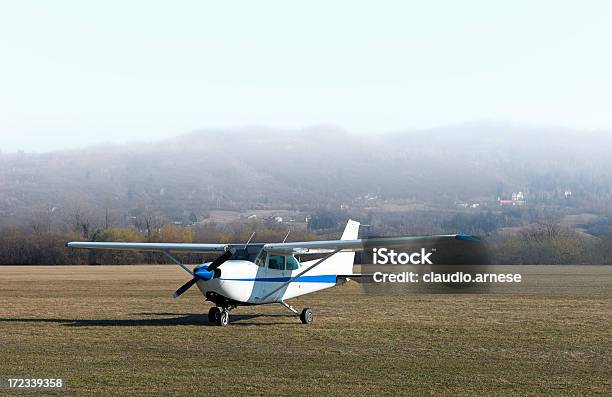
[172,250,233,299]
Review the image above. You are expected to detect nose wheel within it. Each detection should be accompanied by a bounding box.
[218,310,229,326]
[208,307,230,326]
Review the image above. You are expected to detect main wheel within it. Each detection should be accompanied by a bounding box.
[208,307,221,324]
[218,310,229,326]
[300,308,313,324]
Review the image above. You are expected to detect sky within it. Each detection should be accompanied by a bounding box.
[0,0,611,152]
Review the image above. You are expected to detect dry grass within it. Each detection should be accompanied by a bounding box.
[0,265,610,396]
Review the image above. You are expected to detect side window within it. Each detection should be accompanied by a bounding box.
[268,255,285,270]
[255,251,267,267]
[286,256,300,270]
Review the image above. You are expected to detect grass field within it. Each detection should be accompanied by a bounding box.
[0,265,610,396]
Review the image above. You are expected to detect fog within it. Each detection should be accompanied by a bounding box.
[1,122,610,226]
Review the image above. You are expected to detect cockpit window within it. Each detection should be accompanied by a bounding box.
[268,255,285,270]
[286,255,300,270]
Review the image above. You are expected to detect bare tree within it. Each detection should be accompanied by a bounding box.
[521,219,562,243]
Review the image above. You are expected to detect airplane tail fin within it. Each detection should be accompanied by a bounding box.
[330,219,359,275]
[341,219,360,241]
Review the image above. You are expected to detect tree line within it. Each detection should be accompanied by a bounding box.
[489,221,612,265]
[0,218,610,265]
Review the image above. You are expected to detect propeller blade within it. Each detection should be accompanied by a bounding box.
[172,277,198,299]
[172,249,235,298]
[206,249,235,271]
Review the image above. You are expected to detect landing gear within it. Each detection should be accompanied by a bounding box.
[218,310,229,326]
[208,307,221,324]
[300,308,313,324]
[210,301,313,325]
[208,306,230,326]
[280,301,314,324]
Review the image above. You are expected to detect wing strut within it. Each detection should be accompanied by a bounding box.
[260,249,341,301]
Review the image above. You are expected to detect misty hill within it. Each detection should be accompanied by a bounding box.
[1,122,611,229]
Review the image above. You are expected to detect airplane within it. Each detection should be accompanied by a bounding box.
[66,220,474,326]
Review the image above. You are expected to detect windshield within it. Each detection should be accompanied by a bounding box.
[232,244,265,262]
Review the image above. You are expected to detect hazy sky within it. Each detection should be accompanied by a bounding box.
[1,1,610,152]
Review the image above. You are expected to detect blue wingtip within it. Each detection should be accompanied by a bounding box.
[455,233,480,242]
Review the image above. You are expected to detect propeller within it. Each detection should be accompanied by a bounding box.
[172,249,235,298]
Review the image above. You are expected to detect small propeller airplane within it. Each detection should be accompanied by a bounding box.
[67,220,473,326]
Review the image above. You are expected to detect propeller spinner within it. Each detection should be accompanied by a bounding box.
[172,249,235,298]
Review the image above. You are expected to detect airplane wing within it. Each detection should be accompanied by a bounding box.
[262,233,479,255]
[65,242,234,253]
[66,234,479,254]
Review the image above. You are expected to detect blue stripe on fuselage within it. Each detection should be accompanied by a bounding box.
[219,274,337,283]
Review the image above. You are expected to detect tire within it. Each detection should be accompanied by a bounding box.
[208,307,221,324]
[218,310,229,326]
[300,308,313,324]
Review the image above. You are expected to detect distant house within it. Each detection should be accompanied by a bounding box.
[455,202,468,209]
[498,191,526,206]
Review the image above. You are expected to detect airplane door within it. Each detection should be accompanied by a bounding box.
[262,254,290,301]
[249,254,296,302]
[250,251,269,302]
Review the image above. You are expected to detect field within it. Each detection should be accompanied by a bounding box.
[0,266,610,396]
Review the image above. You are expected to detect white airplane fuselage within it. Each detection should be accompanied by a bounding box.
[194,257,342,305]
